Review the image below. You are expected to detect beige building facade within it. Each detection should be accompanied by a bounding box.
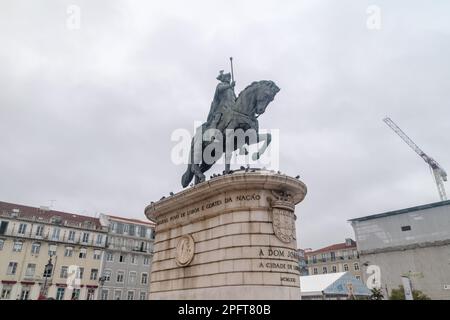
[0,201,107,300]
[305,238,362,280]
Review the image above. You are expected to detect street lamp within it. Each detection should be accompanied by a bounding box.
[98,276,107,300]
[39,255,54,300]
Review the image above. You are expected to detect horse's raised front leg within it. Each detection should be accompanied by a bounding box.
[192,163,205,184]
[252,132,272,161]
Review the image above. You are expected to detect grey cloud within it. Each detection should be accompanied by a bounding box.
[1,0,449,250]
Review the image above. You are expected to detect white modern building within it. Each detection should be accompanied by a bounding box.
[349,200,450,300]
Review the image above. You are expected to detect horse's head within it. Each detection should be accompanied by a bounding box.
[235,80,280,117]
[254,80,280,115]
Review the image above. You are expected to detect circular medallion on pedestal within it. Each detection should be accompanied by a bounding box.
[175,234,195,267]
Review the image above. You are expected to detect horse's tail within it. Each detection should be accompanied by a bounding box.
[181,163,194,188]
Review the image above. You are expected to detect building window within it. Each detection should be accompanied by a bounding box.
[143,256,150,266]
[79,248,87,259]
[131,255,137,264]
[90,269,98,280]
[114,290,122,300]
[1,286,12,299]
[330,252,336,261]
[139,292,146,300]
[322,266,327,274]
[356,276,361,280]
[31,242,41,255]
[0,221,9,235]
[87,289,95,300]
[68,230,76,241]
[354,263,360,271]
[127,291,134,300]
[332,265,337,273]
[71,289,80,300]
[20,287,30,300]
[312,255,317,264]
[139,227,146,238]
[123,224,129,234]
[56,288,65,300]
[96,234,103,245]
[25,263,36,277]
[48,244,57,256]
[313,268,318,275]
[103,270,112,281]
[117,271,124,283]
[101,289,109,300]
[119,254,126,263]
[93,250,101,260]
[13,240,23,252]
[35,225,44,237]
[60,266,68,279]
[76,267,84,279]
[64,247,73,257]
[344,264,349,271]
[52,228,60,240]
[129,225,135,236]
[0,239,4,250]
[82,232,89,243]
[6,262,17,275]
[129,272,136,284]
[401,225,412,232]
[106,252,114,262]
[18,223,27,234]
[141,273,148,285]
[116,223,124,234]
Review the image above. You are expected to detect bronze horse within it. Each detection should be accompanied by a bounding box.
[181,80,280,188]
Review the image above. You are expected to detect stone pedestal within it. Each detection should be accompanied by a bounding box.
[145,171,307,300]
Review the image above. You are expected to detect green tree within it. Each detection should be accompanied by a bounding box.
[389,285,431,300]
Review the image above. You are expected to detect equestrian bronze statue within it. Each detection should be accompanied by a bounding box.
[181,63,280,188]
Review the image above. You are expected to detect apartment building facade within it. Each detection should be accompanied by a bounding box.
[305,238,362,280]
[0,201,108,300]
[297,249,309,276]
[98,214,155,300]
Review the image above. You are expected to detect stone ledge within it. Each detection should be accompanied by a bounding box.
[150,271,300,293]
[154,231,296,255]
[153,220,274,252]
[155,213,272,243]
[145,172,307,222]
[152,244,299,271]
[150,258,300,282]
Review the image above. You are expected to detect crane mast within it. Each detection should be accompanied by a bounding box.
[383,117,447,201]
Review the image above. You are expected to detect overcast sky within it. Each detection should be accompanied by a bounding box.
[1,0,449,249]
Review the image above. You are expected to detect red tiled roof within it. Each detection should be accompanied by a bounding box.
[106,214,155,226]
[305,242,356,256]
[0,200,102,228]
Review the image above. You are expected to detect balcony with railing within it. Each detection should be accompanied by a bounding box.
[306,255,358,265]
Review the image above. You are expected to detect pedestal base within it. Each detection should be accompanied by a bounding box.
[145,171,307,300]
